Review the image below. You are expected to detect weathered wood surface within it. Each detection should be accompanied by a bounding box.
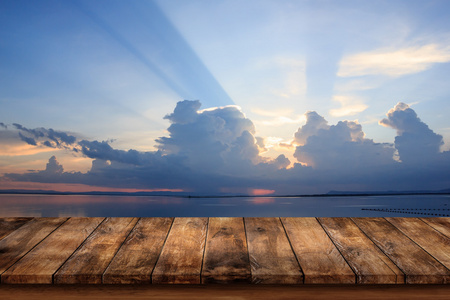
[54,217,138,284]
[282,217,355,284]
[2,217,104,284]
[103,217,173,284]
[386,217,450,270]
[152,217,208,284]
[245,217,302,284]
[0,217,449,285]
[0,218,67,276]
[318,217,404,284]
[202,217,251,283]
[421,217,450,238]
[0,217,32,241]
[352,217,450,284]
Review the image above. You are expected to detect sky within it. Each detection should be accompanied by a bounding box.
[1,0,450,195]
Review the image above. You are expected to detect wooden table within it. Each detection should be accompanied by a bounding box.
[0,217,449,285]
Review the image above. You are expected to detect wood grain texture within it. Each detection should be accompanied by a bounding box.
[0,218,33,241]
[54,217,138,284]
[103,217,173,284]
[352,217,450,284]
[420,217,450,238]
[245,217,302,284]
[281,217,355,284]
[0,218,67,277]
[2,217,104,284]
[202,217,250,284]
[386,217,450,270]
[152,218,208,284]
[0,217,449,286]
[318,217,404,284]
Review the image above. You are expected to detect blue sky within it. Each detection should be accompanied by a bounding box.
[1,0,450,194]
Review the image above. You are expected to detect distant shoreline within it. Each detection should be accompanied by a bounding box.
[0,189,449,198]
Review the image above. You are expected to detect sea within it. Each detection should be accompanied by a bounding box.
[0,194,449,217]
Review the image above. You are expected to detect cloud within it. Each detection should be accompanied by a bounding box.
[78,140,158,166]
[294,117,395,170]
[329,95,368,117]
[45,156,64,174]
[0,130,56,157]
[260,115,306,126]
[0,123,7,129]
[156,100,262,172]
[338,44,450,77]
[379,102,444,164]
[12,123,77,149]
[3,100,450,194]
[293,111,329,146]
[18,132,37,146]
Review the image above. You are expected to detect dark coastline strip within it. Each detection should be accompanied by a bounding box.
[362,208,450,217]
[1,189,450,199]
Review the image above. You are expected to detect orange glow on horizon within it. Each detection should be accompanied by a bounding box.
[250,189,275,196]
[0,144,56,156]
[0,181,183,193]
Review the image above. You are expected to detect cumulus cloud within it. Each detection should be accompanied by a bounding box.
[5,156,79,184]
[45,156,64,174]
[3,100,450,194]
[294,111,329,146]
[156,100,263,172]
[294,118,395,170]
[379,102,444,164]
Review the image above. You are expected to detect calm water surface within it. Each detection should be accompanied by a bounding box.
[0,194,449,217]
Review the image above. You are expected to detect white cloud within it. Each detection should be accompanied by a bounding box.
[260,115,307,126]
[293,111,329,146]
[379,102,444,163]
[334,78,383,92]
[338,44,450,77]
[294,115,395,169]
[329,95,368,117]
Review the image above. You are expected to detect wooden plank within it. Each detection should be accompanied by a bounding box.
[54,217,138,284]
[0,218,67,277]
[152,217,208,284]
[0,218,33,241]
[281,217,355,284]
[1,217,104,284]
[421,217,450,238]
[245,217,302,284]
[386,217,450,270]
[202,217,251,284]
[318,217,404,284]
[352,217,450,284]
[103,217,173,284]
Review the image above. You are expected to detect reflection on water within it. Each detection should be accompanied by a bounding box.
[0,194,449,217]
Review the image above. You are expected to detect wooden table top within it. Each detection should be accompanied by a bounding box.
[0,217,449,285]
